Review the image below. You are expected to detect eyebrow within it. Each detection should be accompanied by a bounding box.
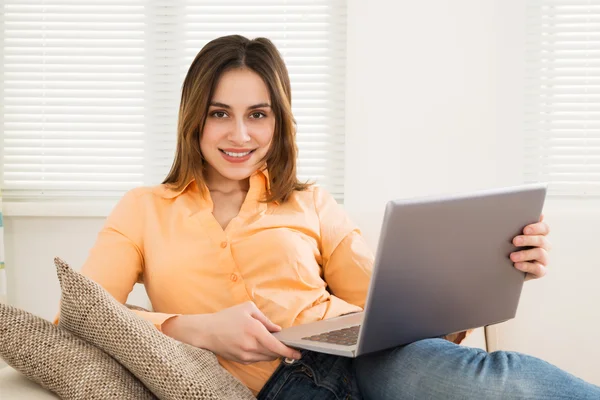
[209,101,271,110]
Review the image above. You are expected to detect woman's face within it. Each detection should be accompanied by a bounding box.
[201,68,275,185]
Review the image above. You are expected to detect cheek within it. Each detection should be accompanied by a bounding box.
[256,123,275,147]
[258,132,274,148]
[200,123,221,148]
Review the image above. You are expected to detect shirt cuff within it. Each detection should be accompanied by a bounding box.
[132,310,180,331]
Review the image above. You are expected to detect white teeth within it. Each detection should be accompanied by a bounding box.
[223,150,251,157]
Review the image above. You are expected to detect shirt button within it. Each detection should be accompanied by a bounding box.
[220,241,228,248]
[230,273,238,282]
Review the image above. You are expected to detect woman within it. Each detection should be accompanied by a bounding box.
[80,35,599,399]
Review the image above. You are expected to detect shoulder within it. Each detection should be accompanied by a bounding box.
[311,185,338,204]
[283,185,340,213]
[122,183,184,200]
[114,184,182,211]
[107,184,183,227]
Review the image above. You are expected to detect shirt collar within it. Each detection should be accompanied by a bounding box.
[158,179,196,199]
[159,167,271,200]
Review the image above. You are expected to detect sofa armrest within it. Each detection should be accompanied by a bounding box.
[0,366,59,399]
[460,326,487,351]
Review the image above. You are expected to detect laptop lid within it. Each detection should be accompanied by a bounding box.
[356,183,548,356]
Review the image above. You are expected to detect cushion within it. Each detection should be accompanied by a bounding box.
[0,303,156,399]
[55,257,256,400]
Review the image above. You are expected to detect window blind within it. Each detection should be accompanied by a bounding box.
[0,0,347,203]
[524,0,600,196]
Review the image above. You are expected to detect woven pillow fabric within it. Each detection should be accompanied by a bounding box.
[0,303,156,400]
[55,257,256,400]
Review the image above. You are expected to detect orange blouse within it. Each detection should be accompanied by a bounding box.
[75,169,374,394]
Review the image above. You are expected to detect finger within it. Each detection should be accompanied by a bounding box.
[510,247,549,266]
[238,324,282,360]
[512,235,551,251]
[249,332,283,360]
[255,329,302,360]
[524,221,550,236]
[539,213,545,222]
[515,261,547,279]
[525,273,537,282]
[248,305,282,332]
[235,350,279,364]
[254,347,284,360]
[251,345,292,363]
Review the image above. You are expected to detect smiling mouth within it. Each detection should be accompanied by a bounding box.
[219,149,256,158]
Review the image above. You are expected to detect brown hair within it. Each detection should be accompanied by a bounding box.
[163,35,310,203]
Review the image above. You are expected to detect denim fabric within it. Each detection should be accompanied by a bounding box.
[257,349,362,400]
[257,338,600,400]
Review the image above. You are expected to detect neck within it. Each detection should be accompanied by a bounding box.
[204,167,249,194]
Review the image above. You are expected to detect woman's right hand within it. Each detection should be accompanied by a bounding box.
[161,301,302,364]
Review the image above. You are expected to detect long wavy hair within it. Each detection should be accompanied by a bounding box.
[163,35,310,203]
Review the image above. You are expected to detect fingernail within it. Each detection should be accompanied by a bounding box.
[295,352,302,360]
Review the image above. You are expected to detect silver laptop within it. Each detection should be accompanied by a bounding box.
[273,183,548,357]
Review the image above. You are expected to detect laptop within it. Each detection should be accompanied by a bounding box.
[272,182,548,357]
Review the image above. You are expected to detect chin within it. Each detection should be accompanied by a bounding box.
[223,171,254,181]
[215,165,257,182]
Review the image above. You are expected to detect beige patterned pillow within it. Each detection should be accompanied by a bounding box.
[55,257,256,400]
[0,303,156,400]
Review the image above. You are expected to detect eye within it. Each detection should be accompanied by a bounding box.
[250,111,266,119]
[211,111,228,118]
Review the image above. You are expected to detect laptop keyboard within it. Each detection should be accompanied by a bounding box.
[302,325,360,346]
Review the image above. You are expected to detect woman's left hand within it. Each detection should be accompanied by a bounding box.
[510,214,551,281]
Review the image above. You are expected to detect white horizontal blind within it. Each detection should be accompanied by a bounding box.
[524,0,600,196]
[0,0,347,203]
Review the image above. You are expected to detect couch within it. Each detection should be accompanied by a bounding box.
[0,365,59,399]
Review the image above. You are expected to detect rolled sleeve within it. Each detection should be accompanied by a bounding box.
[314,187,375,308]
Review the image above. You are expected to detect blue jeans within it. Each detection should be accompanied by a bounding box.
[257,338,600,399]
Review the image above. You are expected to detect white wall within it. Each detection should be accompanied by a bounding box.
[484,200,600,385]
[4,217,150,320]
[344,0,525,243]
[344,0,599,386]
[3,0,599,387]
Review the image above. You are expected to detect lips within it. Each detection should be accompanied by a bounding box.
[218,148,256,163]
[220,149,254,158]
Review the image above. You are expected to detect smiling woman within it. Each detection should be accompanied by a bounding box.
[67,34,600,399]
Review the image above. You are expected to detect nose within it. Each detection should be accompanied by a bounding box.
[228,119,251,145]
